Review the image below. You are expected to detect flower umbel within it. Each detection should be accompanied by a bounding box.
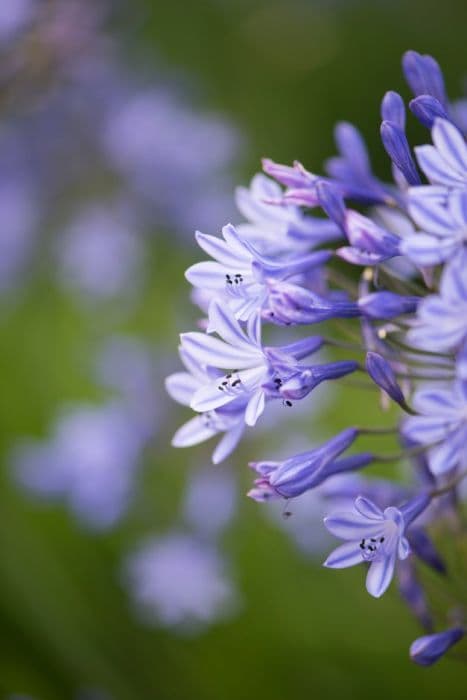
[323,494,429,598]
[167,48,467,664]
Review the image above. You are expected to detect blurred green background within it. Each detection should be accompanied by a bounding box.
[1,0,467,698]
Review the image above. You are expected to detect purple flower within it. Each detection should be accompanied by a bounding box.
[409,95,451,130]
[11,402,146,530]
[359,292,419,320]
[402,51,448,109]
[414,118,467,190]
[380,120,420,186]
[185,223,330,321]
[380,93,420,186]
[279,361,359,401]
[410,627,464,666]
[403,381,467,475]
[381,91,406,129]
[266,282,360,325]
[325,121,391,204]
[124,533,238,631]
[165,346,246,464]
[323,494,429,598]
[248,429,368,501]
[337,210,401,265]
[180,303,272,425]
[235,174,340,255]
[166,47,467,655]
[56,202,144,302]
[365,352,406,407]
[262,158,316,189]
[180,300,325,427]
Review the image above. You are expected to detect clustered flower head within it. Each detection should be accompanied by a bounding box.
[167,50,467,665]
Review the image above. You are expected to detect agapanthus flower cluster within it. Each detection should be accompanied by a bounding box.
[167,51,467,665]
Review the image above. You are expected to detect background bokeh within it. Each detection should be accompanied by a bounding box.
[1,1,467,698]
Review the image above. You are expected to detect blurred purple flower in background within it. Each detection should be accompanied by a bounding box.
[11,334,161,530]
[56,201,145,303]
[102,89,241,233]
[124,533,238,632]
[0,0,244,304]
[11,401,147,530]
[0,2,249,654]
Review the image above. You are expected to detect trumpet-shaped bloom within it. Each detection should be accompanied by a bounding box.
[324,494,429,598]
[185,223,330,321]
[180,301,324,427]
[165,346,246,463]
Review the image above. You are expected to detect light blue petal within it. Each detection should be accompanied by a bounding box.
[401,234,458,266]
[403,415,457,445]
[412,387,461,414]
[172,416,218,448]
[354,496,384,520]
[235,175,285,225]
[212,421,245,464]
[185,261,231,289]
[195,230,251,267]
[181,332,262,369]
[208,300,255,352]
[222,223,255,258]
[247,311,262,346]
[441,249,467,300]
[408,195,455,237]
[324,512,384,539]
[191,382,237,413]
[245,389,266,427]
[165,372,200,406]
[447,190,467,228]
[415,145,465,187]
[323,542,363,569]
[398,536,411,560]
[428,427,466,475]
[366,553,396,598]
[432,119,467,176]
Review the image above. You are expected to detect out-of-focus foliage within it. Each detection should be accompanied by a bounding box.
[1,0,467,698]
